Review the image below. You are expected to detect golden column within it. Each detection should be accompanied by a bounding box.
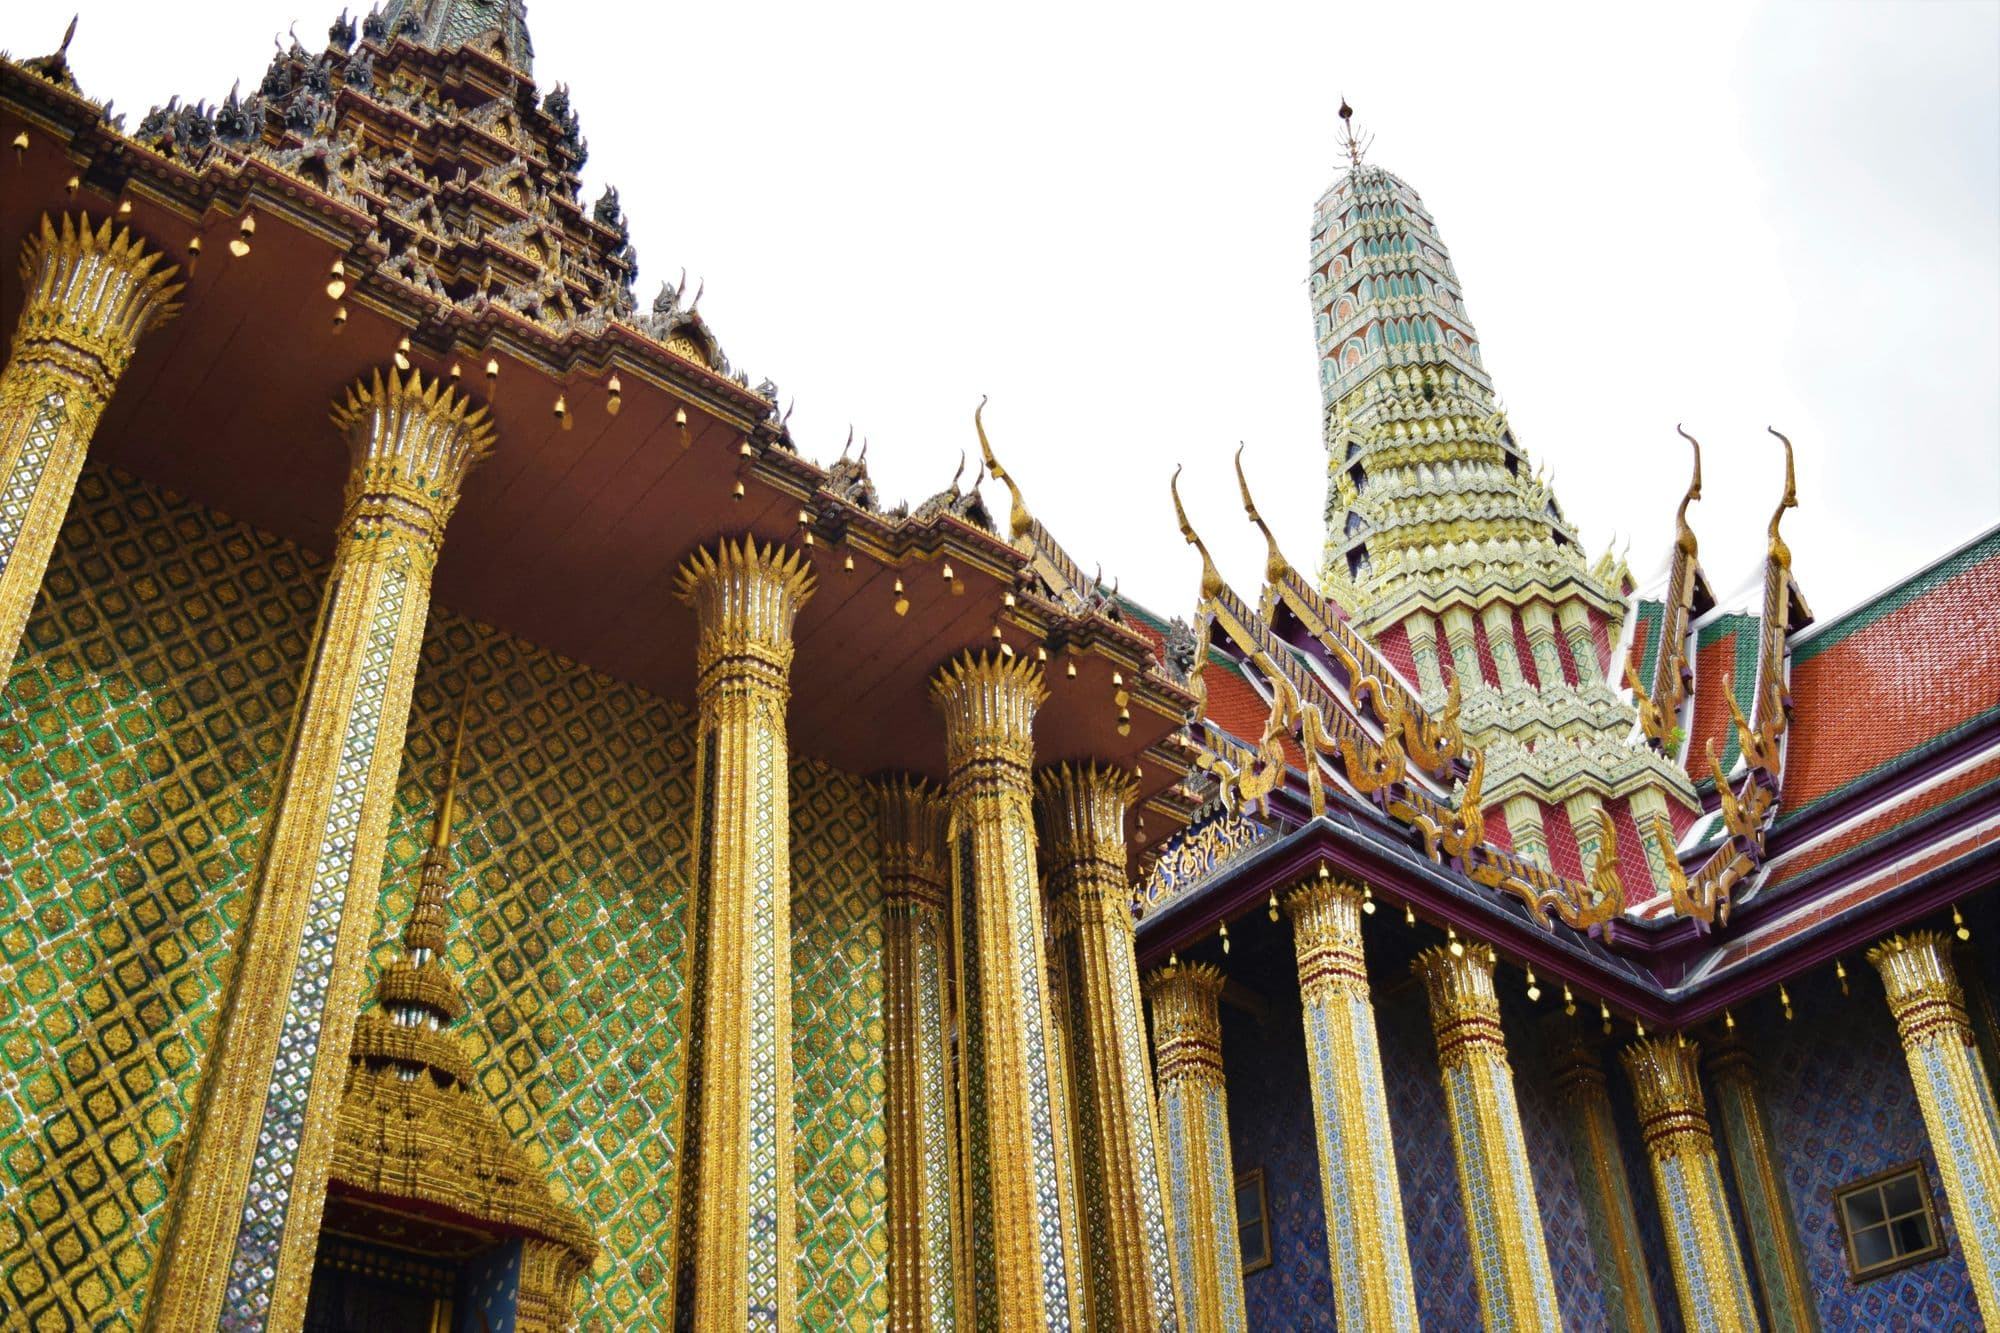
[931,651,1083,1329]
[1412,944,1561,1331]
[676,537,816,1330]
[876,776,966,1330]
[1620,1035,1760,1332]
[145,368,493,1332]
[1547,1018,1663,1333]
[1145,961,1249,1333]
[1,212,180,665]
[1284,879,1418,1328]
[1868,932,2000,1318]
[1038,762,1181,1331]
[1707,1039,1818,1332]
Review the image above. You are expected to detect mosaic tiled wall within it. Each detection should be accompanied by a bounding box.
[1503,1002,1612,1331]
[0,464,891,1331]
[1374,982,1481,1327]
[786,759,889,1332]
[1224,964,1644,1332]
[1221,1000,1337,1330]
[1751,968,1982,1330]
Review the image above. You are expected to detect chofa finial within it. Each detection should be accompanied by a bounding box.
[1766,426,1799,569]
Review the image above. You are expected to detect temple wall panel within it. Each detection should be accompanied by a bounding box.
[785,758,889,1331]
[1506,1011,1613,1330]
[1374,983,1481,1327]
[0,464,891,1331]
[1749,968,1982,1330]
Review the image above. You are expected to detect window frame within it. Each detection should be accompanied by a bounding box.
[1235,1166,1273,1276]
[1834,1161,1947,1282]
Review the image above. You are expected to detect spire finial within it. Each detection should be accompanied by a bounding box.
[1765,426,1799,569]
[431,690,472,854]
[1337,96,1371,168]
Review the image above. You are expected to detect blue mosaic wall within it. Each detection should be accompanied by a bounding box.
[1752,967,1982,1330]
[1374,982,1480,1328]
[1221,1000,1336,1329]
[1504,1005,1612,1331]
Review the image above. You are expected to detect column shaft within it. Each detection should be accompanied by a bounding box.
[1707,1041,1818,1332]
[1146,962,1247,1333]
[932,652,1081,1329]
[145,368,493,1333]
[1868,932,2000,1318]
[0,212,179,664]
[1285,879,1418,1328]
[1039,763,1180,1331]
[877,778,965,1331]
[677,538,815,1331]
[1548,1021,1663,1333]
[1414,944,1561,1331]
[1621,1036,1759,1332]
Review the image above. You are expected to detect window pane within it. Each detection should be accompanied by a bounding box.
[1240,1219,1267,1265]
[1883,1174,1922,1218]
[1891,1214,1932,1257]
[1235,1182,1259,1217]
[1844,1188,1886,1229]
[1853,1223,1895,1269]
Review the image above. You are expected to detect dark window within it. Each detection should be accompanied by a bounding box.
[1236,1167,1272,1274]
[1837,1163,1946,1280]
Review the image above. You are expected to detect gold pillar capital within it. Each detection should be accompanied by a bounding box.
[875,774,949,908]
[1620,1034,1710,1158]
[14,211,183,396]
[1413,943,1504,1068]
[1035,761,1135,865]
[1037,762,1137,931]
[1285,877,1369,998]
[329,367,496,564]
[1146,962,1230,1087]
[931,649,1046,778]
[676,536,816,691]
[1868,931,1972,1043]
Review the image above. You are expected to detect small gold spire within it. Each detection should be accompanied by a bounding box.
[1766,426,1799,569]
[1170,465,1224,600]
[974,396,1033,546]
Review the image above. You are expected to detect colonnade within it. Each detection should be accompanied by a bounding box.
[7,209,2000,1333]
[1136,882,2000,1333]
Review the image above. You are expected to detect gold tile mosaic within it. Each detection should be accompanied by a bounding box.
[1,464,893,1330]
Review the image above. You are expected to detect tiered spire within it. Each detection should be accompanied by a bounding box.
[1311,106,1588,621]
[1307,109,1698,890]
[378,0,535,74]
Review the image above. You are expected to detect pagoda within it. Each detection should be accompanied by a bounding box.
[1310,104,1698,895]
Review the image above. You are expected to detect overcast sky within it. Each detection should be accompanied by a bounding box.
[16,1,1999,625]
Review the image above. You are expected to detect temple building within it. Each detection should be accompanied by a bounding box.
[0,7,1995,1333]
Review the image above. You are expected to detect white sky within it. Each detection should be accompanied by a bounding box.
[16,1,1999,626]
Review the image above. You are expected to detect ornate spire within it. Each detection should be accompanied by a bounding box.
[380,0,534,74]
[1337,97,1372,169]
